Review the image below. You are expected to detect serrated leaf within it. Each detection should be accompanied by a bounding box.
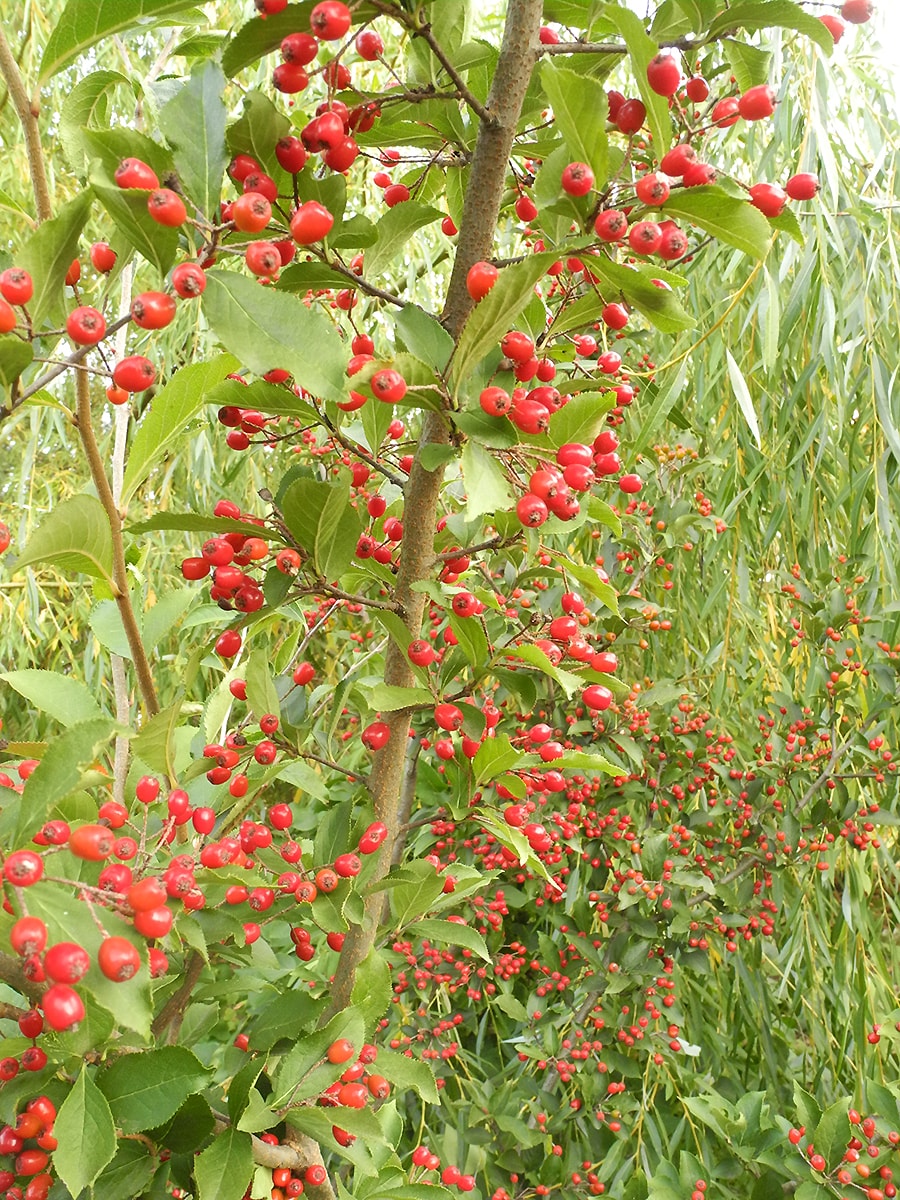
[549,391,617,448]
[724,38,773,91]
[122,354,240,503]
[272,1008,367,1107]
[158,61,228,217]
[366,684,433,712]
[395,305,454,373]
[812,1097,851,1169]
[451,253,557,386]
[91,1139,157,1200]
[18,192,92,327]
[226,90,291,177]
[248,990,324,1051]
[222,7,315,77]
[493,992,530,1021]
[40,0,199,81]
[501,643,582,698]
[246,648,280,721]
[462,439,512,520]
[98,1047,212,1133]
[13,718,116,843]
[15,494,114,585]
[605,8,672,157]
[53,1067,117,1198]
[707,0,833,54]
[726,349,762,449]
[130,700,185,776]
[315,472,362,581]
[207,378,320,423]
[365,203,445,279]
[194,1127,254,1200]
[0,669,104,725]
[59,70,131,173]
[364,1047,440,1104]
[540,61,608,188]
[408,918,490,962]
[663,187,772,259]
[90,163,179,277]
[203,271,347,404]
[545,552,619,614]
[473,735,524,784]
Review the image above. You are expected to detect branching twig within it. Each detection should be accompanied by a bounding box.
[0,26,50,222]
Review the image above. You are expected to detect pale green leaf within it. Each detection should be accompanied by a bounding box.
[53,1067,117,1198]
[15,494,114,586]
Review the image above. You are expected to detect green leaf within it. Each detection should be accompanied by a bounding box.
[726,349,762,449]
[707,1,834,54]
[13,718,117,844]
[589,258,695,334]
[449,611,490,668]
[500,643,584,698]
[272,1008,367,1107]
[18,192,92,327]
[540,62,608,189]
[158,61,228,217]
[248,990,324,1051]
[194,1127,254,1200]
[366,1047,440,1104]
[53,1067,117,1198]
[15,494,114,585]
[549,391,616,449]
[236,1089,279,1134]
[389,865,445,928]
[395,306,454,373]
[90,162,179,278]
[408,918,490,962]
[315,472,362,581]
[0,337,34,395]
[462,440,512,520]
[222,7,314,77]
[0,669,104,725]
[130,700,186,776]
[812,1097,851,1169]
[663,187,772,259]
[203,271,347,404]
[278,261,353,293]
[724,38,773,91]
[605,8,672,157]
[350,947,393,1034]
[545,551,619,614]
[98,1047,212,1133]
[473,735,524,784]
[226,90,291,177]
[285,1102,389,1147]
[122,354,240,503]
[367,684,433,712]
[451,252,557,387]
[40,0,198,80]
[127,513,283,541]
[59,70,131,173]
[246,648,281,721]
[364,203,445,279]
[493,992,530,1021]
[92,1139,157,1200]
[551,751,619,775]
[208,378,319,423]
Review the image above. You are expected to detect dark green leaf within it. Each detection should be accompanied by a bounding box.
[315,472,362,581]
[0,337,34,395]
[451,253,557,386]
[364,203,445,279]
[54,1067,117,1198]
[122,354,240,503]
[59,70,132,173]
[203,271,347,404]
[226,90,291,176]
[408,918,490,962]
[159,61,229,217]
[90,162,179,277]
[395,305,454,373]
[92,1139,157,1200]
[15,494,114,585]
[368,1048,439,1104]
[707,1,833,54]
[605,8,672,157]
[272,1008,367,1107]
[194,1127,254,1200]
[540,61,608,188]
[724,38,773,91]
[812,1097,851,1169]
[246,648,280,721]
[473,735,524,784]
[222,6,316,77]
[278,261,353,293]
[0,669,104,725]
[207,378,320,423]
[663,186,772,259]
[130,700,186,777]
[248,990,325,1051]
[40,0,199,81]
[18,192,92,327]
[98,1047,212,1133]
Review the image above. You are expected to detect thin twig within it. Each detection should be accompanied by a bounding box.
[0,26,51,222]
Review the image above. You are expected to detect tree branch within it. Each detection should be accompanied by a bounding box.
[0,26,51,222]
[151,951,204,1040]
[74,370,160,717]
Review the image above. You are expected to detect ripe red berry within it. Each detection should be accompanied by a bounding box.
[819,14,845,41]
[41,983,85,1031]
[635,172,670,205]
[290,201,334,244]
[628,220,663,254]
[245,241,281,277]
[371,368,407,403]
[738,84,776,121]
[785,172,819,201]
[749,182,787,217]
[646,52,681,97]
[384,183,411,207]
[66,306,107,345]
[113,355,156,393]
[515,194,538,221]
[516,494,549,527]
[310,0,351,40]
[0,267,33,305]
[466,261,498,300]
[841,0,872,22]
[615,98,646,134]
[685,75,709,102]
[0,298,16,333]
[90,242,117,273]
[10,917,47,956]
[114,157,159,189]
[3,851,44,887]
[594,209,628,241]
[362,721,390,751]
[619,473,643,494]
[96,936,141,981]
[561,162,594,197]
[131,291,176,330]
[273,62,310,94]
[70,823,115,861]
[480,386,512,417]
[171,262,206,298]
[147,188,187,226]
[711,97,741,128]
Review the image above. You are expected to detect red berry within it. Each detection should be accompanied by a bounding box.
[738,84,776,121]
[131,291,176,330]
[0,267,33,305]
[841,0,872,22]
[646,52,681,97]
[273,63,310,94]
[290,201,334,244]
[310,1,352,40]
[615,98,646,134]
[749,182,787,217]
[171,262,206,297]
[561,162,594,197]
[628,220,663,255]
[41,983,85,1031]
[685,75,709,102]
[785,172,819,201]
[281,32,318,64]
[98,937,141,981]
[362,721,390,751]
[371,368,407,403]
[3,851,44,887]
[819,14,845,41]
[147,188,187,226]
[466,261,498,300]
[66,306,106,345]
[113,355,156,393]
[114,157,159,189]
